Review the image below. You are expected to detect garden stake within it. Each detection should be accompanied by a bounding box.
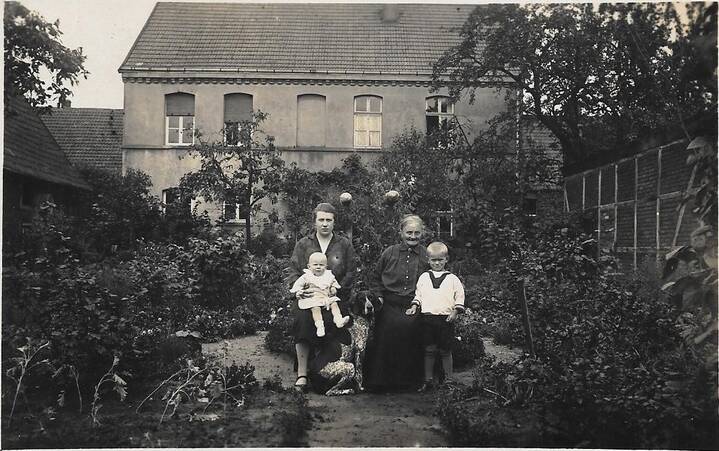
[517,279,535,357]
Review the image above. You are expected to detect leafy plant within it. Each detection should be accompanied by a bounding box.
[5,340,52,426]
[90,356,126,427]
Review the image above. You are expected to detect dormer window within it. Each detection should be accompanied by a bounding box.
[165,93,195,146]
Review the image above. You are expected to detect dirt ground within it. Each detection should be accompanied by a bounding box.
[203,333,522,447]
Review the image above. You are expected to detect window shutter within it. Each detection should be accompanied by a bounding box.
[224,93,253,122]
[166,93,195,116]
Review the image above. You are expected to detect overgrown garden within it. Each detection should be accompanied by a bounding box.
[3,1,717,448]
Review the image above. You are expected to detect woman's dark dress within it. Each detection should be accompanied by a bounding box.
[365,243,429,390]
[287,233,356,391]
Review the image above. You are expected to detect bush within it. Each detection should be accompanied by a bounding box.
[452,309,486,367]
[264,304,295,356]
[440,224,719,448]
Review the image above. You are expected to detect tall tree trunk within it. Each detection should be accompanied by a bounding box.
[246,168,253,249]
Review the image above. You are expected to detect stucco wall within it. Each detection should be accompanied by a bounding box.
[122,79,513,226]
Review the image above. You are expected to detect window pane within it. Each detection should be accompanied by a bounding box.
[439,98,449,113]
[224,202,237,220]
[369,131,381,147]
[426,98,438,113]
[354,114,368,131]
[224,93,253,122]
[426,116,439,133]
[168,116,180,128]
[367,115,380,131]
[354,97,367,112]
[182,118,194,144]
[168,129,179,144]
[369,97,381,112]
[355,132,368,147]
[225,122,239,145]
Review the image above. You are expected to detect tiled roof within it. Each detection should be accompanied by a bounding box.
[41,108,124,174]
[120,3,478,75]
[3,97,90,190]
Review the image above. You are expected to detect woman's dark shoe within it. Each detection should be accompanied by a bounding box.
[294,375,309,393]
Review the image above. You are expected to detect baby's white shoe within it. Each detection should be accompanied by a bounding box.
[335,316,350,328]
[316,323,325,337]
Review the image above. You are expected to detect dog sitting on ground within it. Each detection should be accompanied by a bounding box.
[317,291,374,396]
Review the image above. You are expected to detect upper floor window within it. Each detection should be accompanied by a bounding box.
[165,93,195,146]
[426,96,454,134]
[224,93,253,146]
[354,95,382,148]
[297,94,326,147]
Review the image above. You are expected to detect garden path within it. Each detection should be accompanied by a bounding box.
[203,333,521,447]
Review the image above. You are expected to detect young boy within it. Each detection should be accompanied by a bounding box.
[291,252,350,337]
[406,241,465,391]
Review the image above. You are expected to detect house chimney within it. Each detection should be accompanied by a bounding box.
[57,99,71,108]
[381,4,400,23]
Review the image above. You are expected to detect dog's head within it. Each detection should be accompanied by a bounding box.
[348,290,376,319]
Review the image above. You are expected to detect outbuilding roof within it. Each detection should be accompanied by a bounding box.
[120,2,477,75]
[41,108,124,174]
[3,98,90,190]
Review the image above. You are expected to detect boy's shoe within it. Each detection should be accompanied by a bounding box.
[334,315,350,328]
[316,324,326,337]
[417,380,435,393]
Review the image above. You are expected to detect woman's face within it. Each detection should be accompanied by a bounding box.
[315,211,335,237]
[400,222,422,247]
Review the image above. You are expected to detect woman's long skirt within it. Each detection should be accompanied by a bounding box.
[364,293,423,391]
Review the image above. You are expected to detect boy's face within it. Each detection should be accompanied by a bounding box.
[308,255,327,276]
[428,252,447,271]
[400,222,422,247]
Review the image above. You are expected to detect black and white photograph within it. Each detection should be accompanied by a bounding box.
[2,0,717,448]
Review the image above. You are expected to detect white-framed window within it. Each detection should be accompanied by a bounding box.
[353,95,382,148]
[426,96,455,134]
[436,210,454,240]
[222,200,247,223]
[224,93,253,146]
[162,187,196,215]
[165,93,195,145]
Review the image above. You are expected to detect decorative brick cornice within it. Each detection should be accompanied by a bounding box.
[120,75,511,88]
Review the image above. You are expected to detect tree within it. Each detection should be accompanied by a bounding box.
[4,1,88,110]
[432,3,717,170]
[180,112,285,248]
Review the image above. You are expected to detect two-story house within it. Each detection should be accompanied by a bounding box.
[119,3,518,231]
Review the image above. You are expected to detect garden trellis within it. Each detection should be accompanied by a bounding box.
[563,138,698,269]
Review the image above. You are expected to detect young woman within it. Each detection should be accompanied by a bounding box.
[287,202,357,392]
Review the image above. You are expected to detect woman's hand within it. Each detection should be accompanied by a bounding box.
[446,309,459,323]
[405,305,418,315]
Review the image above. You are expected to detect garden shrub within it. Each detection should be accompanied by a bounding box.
[452,309,487,368]
[264,304,295,356]
[439,223,719,448]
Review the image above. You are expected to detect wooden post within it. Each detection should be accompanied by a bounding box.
[517,278,535,357]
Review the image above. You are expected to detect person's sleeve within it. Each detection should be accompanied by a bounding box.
[368,246,390,298]
[453,276,466,312]
[290,275,306,293]
[411,273,429,308]
[337,239,357,293]
[287,240,306,289]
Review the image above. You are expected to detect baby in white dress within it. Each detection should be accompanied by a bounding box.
[291,252,350,337]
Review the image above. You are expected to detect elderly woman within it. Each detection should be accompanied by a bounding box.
[364,214,429,391]
[287,202,357,392]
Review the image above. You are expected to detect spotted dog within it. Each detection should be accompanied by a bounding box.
[318,291,373,396]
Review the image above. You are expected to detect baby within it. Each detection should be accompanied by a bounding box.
[291,252,350,337]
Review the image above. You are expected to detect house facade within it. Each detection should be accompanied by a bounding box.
[119,3,517,229]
